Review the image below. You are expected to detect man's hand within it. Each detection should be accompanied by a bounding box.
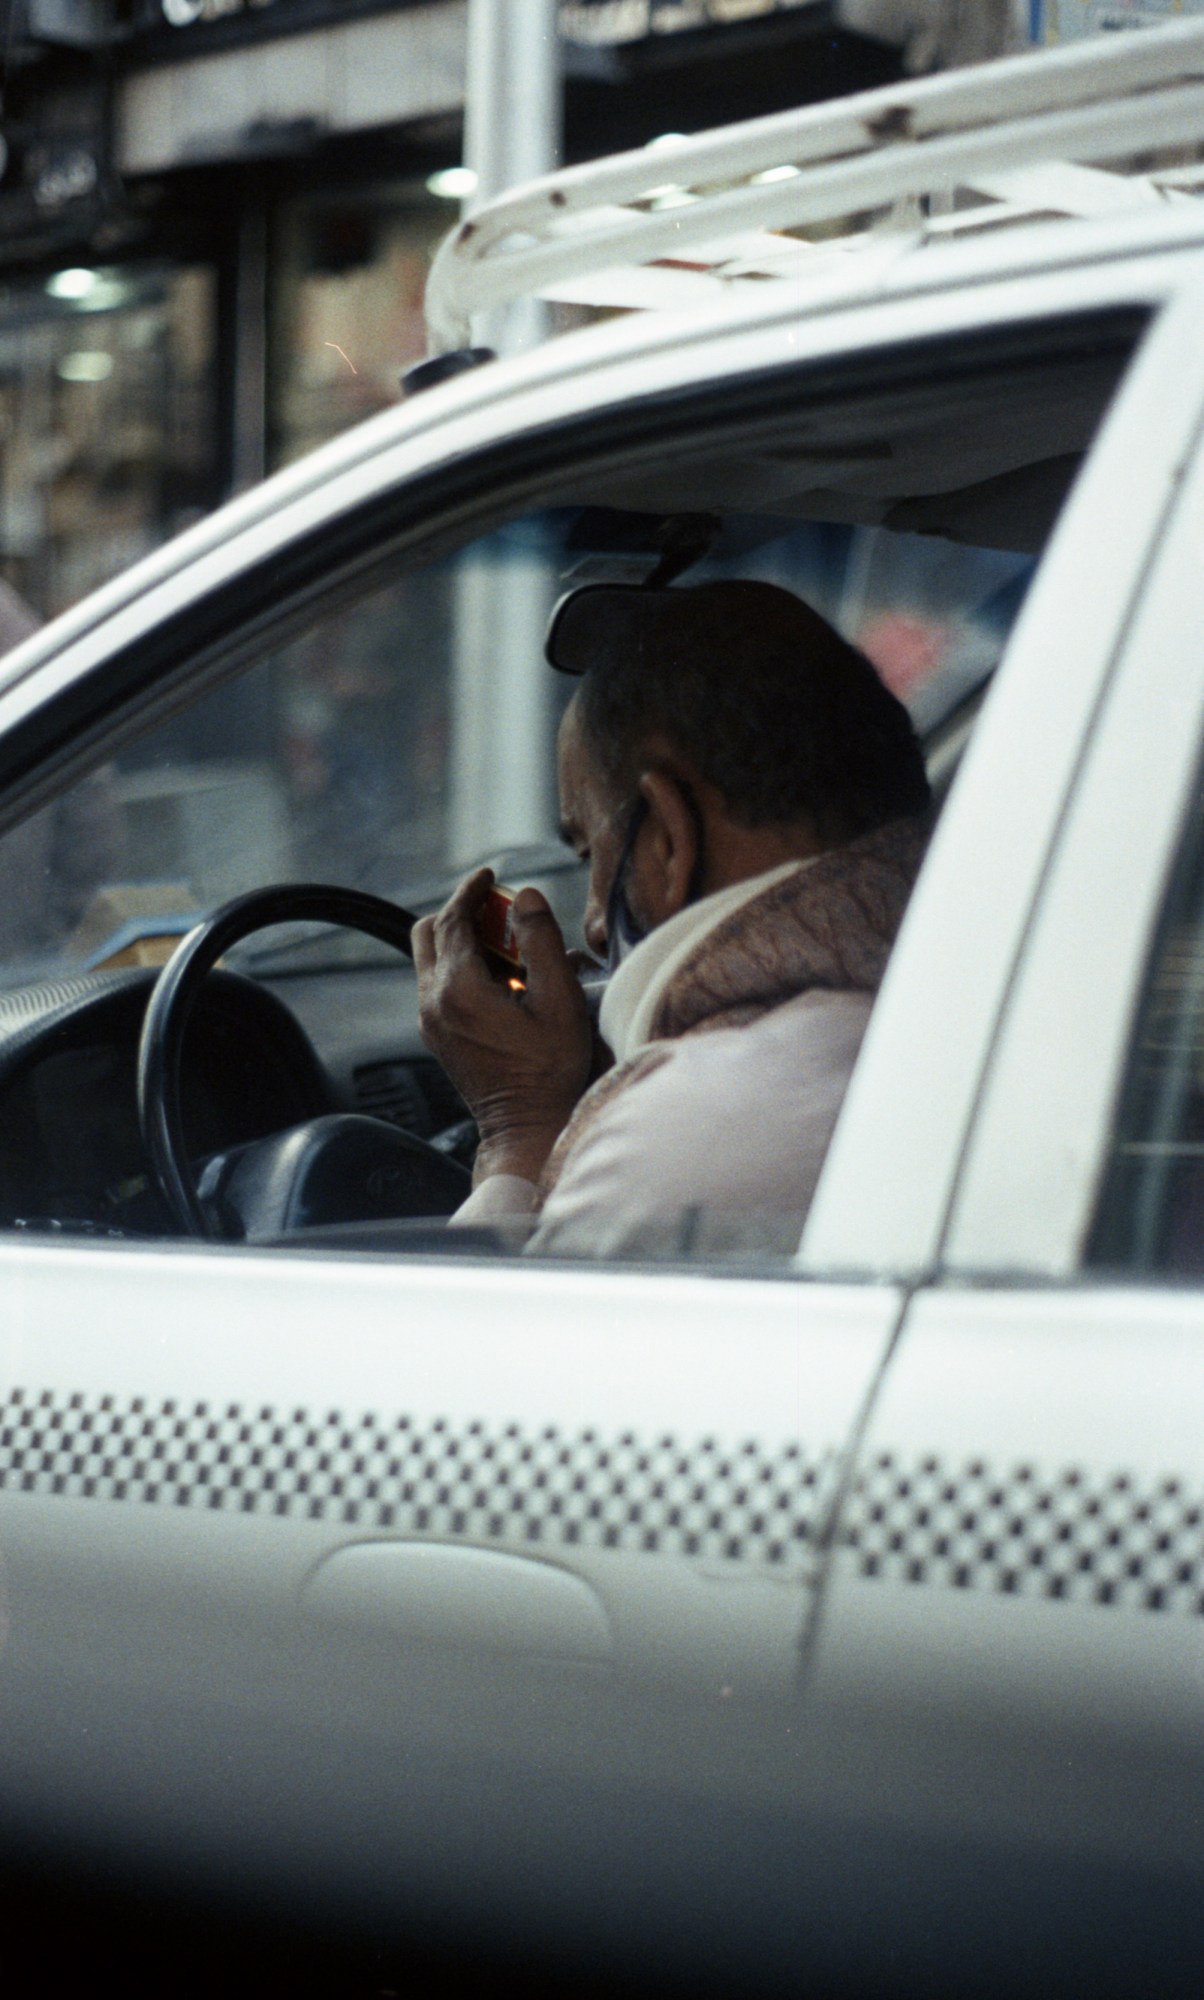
[412,868,592,1187]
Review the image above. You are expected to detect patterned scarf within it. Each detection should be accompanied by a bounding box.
[537,811,930,1205]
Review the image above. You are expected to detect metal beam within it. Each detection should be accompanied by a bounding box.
[448,0,564,867]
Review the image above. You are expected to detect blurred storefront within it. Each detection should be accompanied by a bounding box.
[0,1,469,616]
[0,0,1022,619]
[0,258,216,614]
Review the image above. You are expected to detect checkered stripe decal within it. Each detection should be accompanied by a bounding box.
[841,1453,1204,1615]
[0,1388,833,1567]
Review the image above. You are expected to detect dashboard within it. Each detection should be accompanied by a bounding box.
[0,964,436,1237]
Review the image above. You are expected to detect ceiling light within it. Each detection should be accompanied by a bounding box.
[57,350,113,382]
[427,166,478,200]
[47,267,98,301]
[753,164,802,185]
[646,133,690,151]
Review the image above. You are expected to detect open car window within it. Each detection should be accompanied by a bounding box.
[0,306,1144,1261]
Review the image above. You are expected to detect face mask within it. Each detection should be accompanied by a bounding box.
[600,784,710,977]
[603,797,650,975]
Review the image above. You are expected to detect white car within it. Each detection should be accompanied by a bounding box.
[1,26,1203,1993]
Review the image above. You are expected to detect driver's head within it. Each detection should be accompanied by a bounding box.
[553,579,929,961]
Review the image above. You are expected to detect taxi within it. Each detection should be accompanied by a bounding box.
[1,23,1203,1992]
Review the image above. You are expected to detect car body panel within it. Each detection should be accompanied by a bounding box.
[808,1285,1204,1863]
[0,1240,900,1689]
[945,338,1204,1275]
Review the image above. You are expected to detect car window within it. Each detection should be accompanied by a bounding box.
[0,502,1024,1259]
[0,309,1142,1262]
[0,517,574,981]
[1091,770,1204,1277]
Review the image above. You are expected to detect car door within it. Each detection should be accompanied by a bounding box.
[796,272,1204,1997]
[0,303,922,1983]
[0,259,1198,1989]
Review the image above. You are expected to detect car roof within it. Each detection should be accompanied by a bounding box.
[1,108,1203,706]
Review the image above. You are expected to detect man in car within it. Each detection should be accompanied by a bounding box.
[413,579,931,1256]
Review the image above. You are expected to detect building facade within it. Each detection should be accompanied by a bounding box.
[0,0,1060,617]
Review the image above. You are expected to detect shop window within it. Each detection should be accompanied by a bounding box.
[268,191,447,469]
[0,262,219,619]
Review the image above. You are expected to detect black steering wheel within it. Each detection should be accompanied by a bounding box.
[137,883,470,1241]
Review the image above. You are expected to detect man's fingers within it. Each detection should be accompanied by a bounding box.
[414,878,590,1150]
[411,914,436,979]
[433,865,494,943]
[428,867,496,989]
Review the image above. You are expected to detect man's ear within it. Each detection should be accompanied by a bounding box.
[636,768,702,922]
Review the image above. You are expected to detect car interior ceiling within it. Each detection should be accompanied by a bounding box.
[576,341,1126,553]
[549,326,1137,799]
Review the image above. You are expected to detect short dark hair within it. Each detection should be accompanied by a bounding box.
[571,579,931,842]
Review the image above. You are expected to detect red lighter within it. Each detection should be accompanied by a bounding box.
[478,883,527,985]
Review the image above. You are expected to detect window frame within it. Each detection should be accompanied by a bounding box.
[936,270,1204,1281]
[0,260,1190,1281]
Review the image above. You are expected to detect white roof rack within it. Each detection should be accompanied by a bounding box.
[424,18,1204,355]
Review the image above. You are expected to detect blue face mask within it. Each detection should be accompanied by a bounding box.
[603,797,650,975]
[601,786,708,976]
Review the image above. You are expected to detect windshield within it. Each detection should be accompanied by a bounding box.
[0,507,1029,990]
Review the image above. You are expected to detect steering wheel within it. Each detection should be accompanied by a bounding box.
[136,883,470,1241]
